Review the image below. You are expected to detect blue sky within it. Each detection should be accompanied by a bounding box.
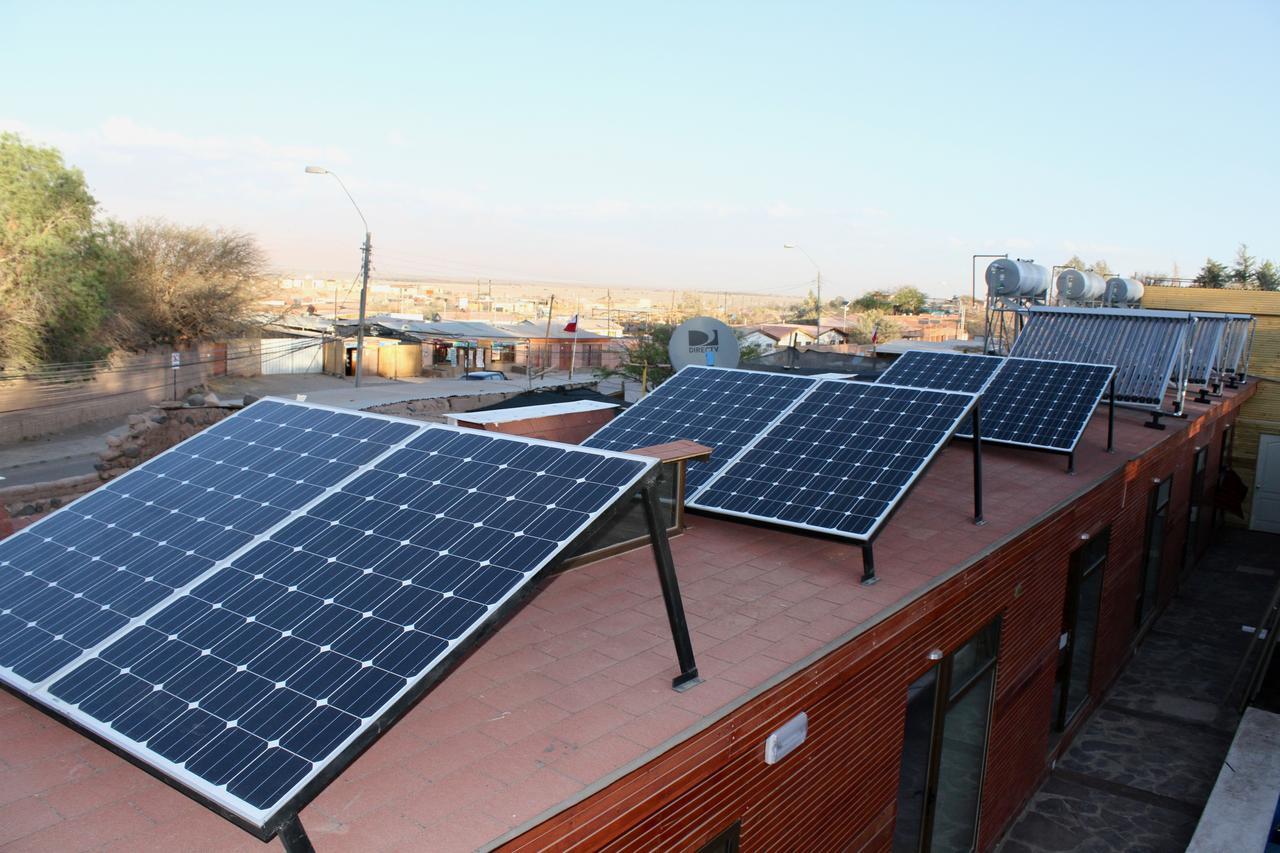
[4,1,1277,298]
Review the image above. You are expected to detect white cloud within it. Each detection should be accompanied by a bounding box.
[767,201,801,219]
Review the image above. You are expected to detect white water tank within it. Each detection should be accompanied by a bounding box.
[1057,268,1108,301]
[986,258,1049,297]
[1106,277,1145,304]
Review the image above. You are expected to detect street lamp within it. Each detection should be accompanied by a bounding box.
[784,244,822,340]
[306,166,372,387]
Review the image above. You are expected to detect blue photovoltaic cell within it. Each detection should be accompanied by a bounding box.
[582,366,817,495]
[2,405,654,829]
[690,381,975,540]
[876,351,1005,394]
[0,400,414,684]
[954,357,1114,452]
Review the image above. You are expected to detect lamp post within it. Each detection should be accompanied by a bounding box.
[784,244,821,341]
[306,166,371,387]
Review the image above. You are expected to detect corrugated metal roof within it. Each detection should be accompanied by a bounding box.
[369,316,526,340]
[498,320,611,340]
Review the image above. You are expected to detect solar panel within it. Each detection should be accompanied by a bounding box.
[1221,316,1253,377]
[689,381,976,541]
[0,400,655,836]
[582,366,818,497]
[876,350,1004,394]
[1009,306,1192,410]
[953,357,1115,452]
[1186,314,1229,385]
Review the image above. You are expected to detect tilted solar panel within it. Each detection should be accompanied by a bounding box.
[1009,306,1192,410]
[582,366,817,496]
[0,400,655,837]
[689,381,976,541]
[876,350,1005,394]
[1186,314,1229,385]
[954,357,1115,452]
[1221,316,1253,377]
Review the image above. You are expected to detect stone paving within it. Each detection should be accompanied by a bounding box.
[997,527,1279,853]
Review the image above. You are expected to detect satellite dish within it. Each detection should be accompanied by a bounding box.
[669,317,740,370]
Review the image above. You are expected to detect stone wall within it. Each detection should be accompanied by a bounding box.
[96,402,239,481]
[368,391,529,422]
[1,398,240,523]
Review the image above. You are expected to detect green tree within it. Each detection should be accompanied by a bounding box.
[890,285,927,314]
[851,289,892,312]
[596,324,675,390]
[1062,254,1087,271]
[0,132,116,367]
[1256,260,1280,292]
[785,289,820,323]
[1194,258,1229,288]
[1231,243,1257,286]
[1090,259,1112,277]
[845,310,901,345]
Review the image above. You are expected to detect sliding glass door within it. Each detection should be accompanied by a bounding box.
[1054,530,1108,731]
[893,620,1000,853]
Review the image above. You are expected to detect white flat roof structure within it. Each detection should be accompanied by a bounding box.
[445,399,619,425]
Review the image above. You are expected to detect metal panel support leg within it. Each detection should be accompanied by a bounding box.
[860,542,878,585]
[1067,452,1075,475]
[1106,376,1115,452]
[971,404,985,526]
[642,486,700,691]
[1144,411,1166,431]
[278,816,315,853]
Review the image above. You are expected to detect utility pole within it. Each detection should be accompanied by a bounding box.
[355,232,371,387]
[543,294,555,379]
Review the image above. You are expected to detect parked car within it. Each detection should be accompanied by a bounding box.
[464,370,508,381]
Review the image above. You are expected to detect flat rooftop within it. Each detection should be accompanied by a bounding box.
[0,384,1253,852]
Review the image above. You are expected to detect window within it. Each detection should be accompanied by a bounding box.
[1183,447,1208,573]
[1053,529,1109,732]
[698,821,741,853]
[1215,426,1234,528]
[1136,478,1172,629]
[893,619,1001,853]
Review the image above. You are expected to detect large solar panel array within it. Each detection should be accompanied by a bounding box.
[688,381,977,541]
[0,400,654,834]
[953,357,1115,452]
[582,366,817,496]
[1009,306,1191,410]
[876,351,1004,394]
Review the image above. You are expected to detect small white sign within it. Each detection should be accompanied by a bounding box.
[170,353,181,369]
[764,712,808,765]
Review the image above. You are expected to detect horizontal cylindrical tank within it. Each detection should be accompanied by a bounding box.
[986,258,1049,297]
[1056,268,1108,301]
[1106,277,1145,303]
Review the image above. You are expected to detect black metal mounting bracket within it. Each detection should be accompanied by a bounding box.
[1194,387,1211,404]
[1144,411,1167,431]
[278,816,314,853]
[970,403,984,525]
[860,542,878,585]
[1106,376,1116,452]
[641,486,700,691]
[1066,452,1076,475]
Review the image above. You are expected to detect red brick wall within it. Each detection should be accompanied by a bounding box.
[504,397,1245,852]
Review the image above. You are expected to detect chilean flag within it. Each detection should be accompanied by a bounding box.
[871,323,880,345]
[564,314,579,333]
